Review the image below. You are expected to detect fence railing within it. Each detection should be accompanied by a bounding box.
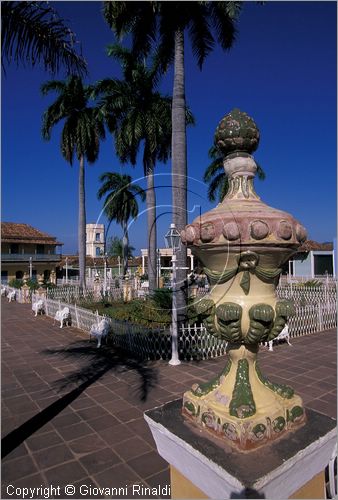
[33,295,228,361]
[46,286,95,302]
[11,279,337,360]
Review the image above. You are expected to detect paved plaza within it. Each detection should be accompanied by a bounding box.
[1,299,337,499]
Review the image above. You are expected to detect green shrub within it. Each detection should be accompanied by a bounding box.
[8,279,23,289]
[296,279,322,288]
[151,288,172,311]
[83,298,171,328]
[8,278,40,292]
[26,279,39,291]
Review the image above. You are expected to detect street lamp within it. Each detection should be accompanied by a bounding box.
[165,223,181,366]
[103,253,107,294]
[29,257,33,279]
[157,248,161,288]
[65,257,68,284]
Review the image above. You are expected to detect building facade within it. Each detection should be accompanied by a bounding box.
[140,247,196,276]
[1,222,63,283]
[287,241,335,279]
[86,223,105,257]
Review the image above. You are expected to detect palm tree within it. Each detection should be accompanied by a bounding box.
[41,76,105,289]
[204,145,266,203]
[103,1,241,322]
[94,45,194,293]
[107,236,135,259]
[1,1,87,75]
[97,172,145,276]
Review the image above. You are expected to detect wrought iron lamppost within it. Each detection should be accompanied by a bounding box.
[103,253,107,294]
[165,223,181,366]
[65,257,68,284]
[29,257,33,279]
[157,248,161,288]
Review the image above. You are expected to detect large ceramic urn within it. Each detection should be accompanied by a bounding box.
[181,109,307,451]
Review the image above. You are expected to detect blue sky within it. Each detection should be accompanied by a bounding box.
[2,1,337,254]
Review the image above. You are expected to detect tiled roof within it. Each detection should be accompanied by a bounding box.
[60,255,142,267]
[1,222,63,245]
[298,240,333,252]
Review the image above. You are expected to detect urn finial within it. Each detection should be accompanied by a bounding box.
[214,108,260,157]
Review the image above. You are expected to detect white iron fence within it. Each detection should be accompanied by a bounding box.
[276,286,337,337]
[46,286,95,302]
[33,295,228,361]
[22,281,338,360]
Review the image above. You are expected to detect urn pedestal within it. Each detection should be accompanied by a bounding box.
[145,400,336,499]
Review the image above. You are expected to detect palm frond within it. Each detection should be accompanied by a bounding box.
[2,1,87,76]
[207,172,226,202]
[256,163,266,180]
[189,3,214,69]
[209,1,240,51]
[203,158,223,182]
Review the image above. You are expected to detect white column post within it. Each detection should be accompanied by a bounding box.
[104,256,107,294]
[157,249,161,287]
[29,257,33,279]
[65,257,68,284]
[142,254,145,275]
[169,253,180,366]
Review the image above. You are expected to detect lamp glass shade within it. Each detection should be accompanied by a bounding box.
[165,223,181,252]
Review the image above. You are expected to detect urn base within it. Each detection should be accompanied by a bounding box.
[182,345,306,451]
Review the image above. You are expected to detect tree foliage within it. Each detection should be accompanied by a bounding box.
[41,76,105,164]
[2,1,87,75]
[107,236,135,258]
[41,75,104,288]
[97,172,145,275]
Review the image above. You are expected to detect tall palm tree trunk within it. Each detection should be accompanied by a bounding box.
[172,29,187,323]
[122,220,129,277]
[78,155,86,289]
[147,166,157,293]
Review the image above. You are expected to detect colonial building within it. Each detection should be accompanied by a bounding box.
[1,222,63,283]
[140,247,196,275]
[286,240,335,278]
[86,223,105,257]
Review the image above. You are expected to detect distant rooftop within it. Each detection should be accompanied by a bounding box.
[60,255,141,267]
[298,240,333,252]
[1,222,63,246]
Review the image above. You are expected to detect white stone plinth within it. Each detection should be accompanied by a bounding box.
[144,399,336,499]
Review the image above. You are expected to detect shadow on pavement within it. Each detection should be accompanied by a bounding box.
[2,341,158,458]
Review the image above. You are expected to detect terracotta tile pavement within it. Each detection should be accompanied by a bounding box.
[1,299,337,498]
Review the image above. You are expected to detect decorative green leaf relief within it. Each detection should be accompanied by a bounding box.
[203,256,281,295]
[229,359,256,418]
[268,300,296,341]
[240,270,250,294]
[246,303,274,344]
[184,401,196,415]
[192,298,218,338]
[203,266,237,285]
[191,357,232,397]
[288,406,304,422]
[216,302,243,342]
[255,363,294,399]
[272,416,286,433]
